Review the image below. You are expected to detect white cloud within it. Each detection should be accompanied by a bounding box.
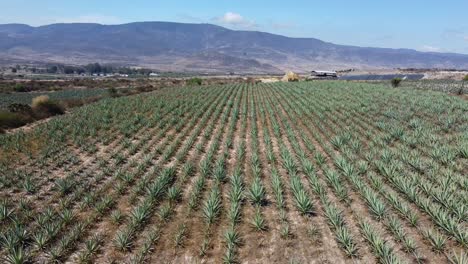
[214,12,257,29]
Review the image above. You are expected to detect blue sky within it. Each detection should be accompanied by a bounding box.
[1,0,468,54]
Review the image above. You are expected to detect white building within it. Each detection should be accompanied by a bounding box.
[311,70,338,78]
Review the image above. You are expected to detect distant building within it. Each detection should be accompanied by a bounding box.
[149,73,159,77]
[310,70,338,78]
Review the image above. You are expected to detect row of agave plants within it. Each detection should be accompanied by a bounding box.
[110,84,240,263]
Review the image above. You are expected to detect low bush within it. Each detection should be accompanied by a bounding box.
[457,75,468,95]
[0,111,28,129]
[31,95,65,118]
[186,78,203,86]
[108,87,119,97]
[13,84,28,92]
[8,103,33,115]
[136,85,155,93]
[31,95,50,108]
[391,78,402,87]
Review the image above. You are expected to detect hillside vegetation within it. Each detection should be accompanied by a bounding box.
[2,22,468,71]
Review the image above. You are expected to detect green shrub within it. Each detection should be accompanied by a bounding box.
[0,111,28,129]
[8,103,33,115]
[32,95,65,118]
[108,87,118,97]
[136,85,154,93]
[458,75,467,95]
[186,78,203,86]
[13,84,28,92]
[391,78,402,87]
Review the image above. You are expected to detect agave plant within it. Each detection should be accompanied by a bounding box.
[248,177,266,206]
[224,228,241,250]
[293,189,314,215]
[402,237,417,253]
[54,177,74,196]
[280,223,291,239]
[324,203,345,230]
[251,207,267,231]
[335,226,358,257]
[129,202,152,227]
[183,162,195,177]
[202,186,222,225]
[199,160,211,177]
[174,224,187,248]
[157,203,173,222]
[223,247,237,264]
[0,200,13,222]
[3,246,29,264]
[22,176,36,194]
[32,232,48,250]
[315,153,326,166]
[167,186,182,203]
[78,234,103,263]
[362,188,386,221]
[448,250,468,264]
[331,136,346,150]
[1,232,20,252]
[114,229,134,252]
[359,220,401,263]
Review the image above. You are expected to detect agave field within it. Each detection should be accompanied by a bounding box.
[0,82,467,263]
[401,80,467,95]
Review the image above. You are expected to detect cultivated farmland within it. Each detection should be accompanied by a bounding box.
[0,82,467,263]
[0,89,109,110]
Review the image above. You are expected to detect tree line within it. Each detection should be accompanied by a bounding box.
[14,63,155,75]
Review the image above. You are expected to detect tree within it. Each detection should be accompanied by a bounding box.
[85,63,99,74]
[14,83,27,92]
[47,66,58,74]
[76,67,86,75]
[11,68,17,73]
[463,74,468,81]
[391,77,402,88]
[187,78,203,86]
[64,66,75,74]
[92,63,102,74]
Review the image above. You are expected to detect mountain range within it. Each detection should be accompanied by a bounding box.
[1,22,468,73]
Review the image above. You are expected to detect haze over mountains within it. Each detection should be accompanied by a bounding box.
[1,21,468,73]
